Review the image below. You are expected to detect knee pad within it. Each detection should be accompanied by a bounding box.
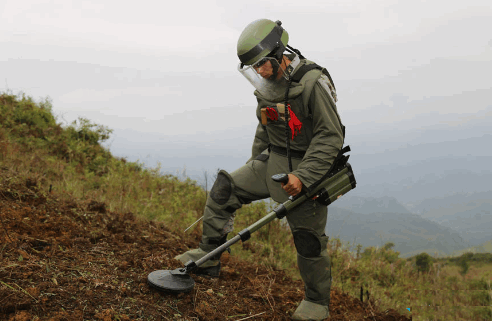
[293,229,326,258]
[210,170,234,205]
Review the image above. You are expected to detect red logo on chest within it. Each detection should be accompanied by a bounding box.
[263,104,302,140]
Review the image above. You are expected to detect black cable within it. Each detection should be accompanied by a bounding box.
[287,45,305,59]
[283,57,294,173]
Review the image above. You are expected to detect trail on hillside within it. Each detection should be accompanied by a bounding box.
[0,176,410,321]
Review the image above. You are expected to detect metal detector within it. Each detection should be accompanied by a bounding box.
[148,154,355,294]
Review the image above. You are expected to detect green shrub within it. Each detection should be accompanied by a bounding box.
[361,243,400,264]
[470,290,491,306]
[361,246,376,260]
[356,244,363,259]
[415,252,433,273]
[0,93,57,140]
[458,252,473,276]
[378,242,400,264]
[375,265,396,287]
[383,242,395,250]
[469,277,489,290]
[68,117,113,145]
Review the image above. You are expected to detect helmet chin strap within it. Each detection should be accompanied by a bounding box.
[267,37,289,80]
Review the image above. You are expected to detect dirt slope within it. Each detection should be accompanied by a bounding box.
[0,177,410,321]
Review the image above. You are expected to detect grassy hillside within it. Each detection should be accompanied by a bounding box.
[1,92,491,320]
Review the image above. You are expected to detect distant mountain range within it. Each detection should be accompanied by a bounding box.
[452,239,492,256]
[325,205,469,258]
[345,136,492,204]
[328,193,491,258]
[404,191,492,246]
[331,195,412,215]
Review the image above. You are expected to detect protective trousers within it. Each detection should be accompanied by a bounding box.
[201,151,331,306]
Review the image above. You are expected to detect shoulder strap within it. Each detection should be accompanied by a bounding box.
[291,62,344,139]
[291,63,336,91]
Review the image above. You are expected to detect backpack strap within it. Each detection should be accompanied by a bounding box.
[291,62,345,139]
[288,62,352,193]
[291,63,336,91]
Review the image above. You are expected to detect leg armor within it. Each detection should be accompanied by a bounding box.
[286,200,331,307]
[201,170,244,249]
[295,230,331,307]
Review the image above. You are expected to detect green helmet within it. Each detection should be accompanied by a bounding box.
[237,19,289,66]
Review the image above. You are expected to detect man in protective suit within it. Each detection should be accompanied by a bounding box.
[176,18,345,320]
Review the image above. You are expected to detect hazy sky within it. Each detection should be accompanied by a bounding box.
[1,0,491,166]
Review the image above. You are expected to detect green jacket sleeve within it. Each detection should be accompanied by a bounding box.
[291,81,344,191]
[246,121,270,164]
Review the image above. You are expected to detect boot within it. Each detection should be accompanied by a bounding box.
[174,235,228,278]
[174,248,221,277]
[291,299,330,320]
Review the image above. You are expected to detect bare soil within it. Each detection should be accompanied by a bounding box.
[0,178,411,320]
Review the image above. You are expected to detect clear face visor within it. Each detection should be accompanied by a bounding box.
[238,56,290,99]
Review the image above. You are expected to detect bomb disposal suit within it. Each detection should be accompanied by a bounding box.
[176,19,345,321]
